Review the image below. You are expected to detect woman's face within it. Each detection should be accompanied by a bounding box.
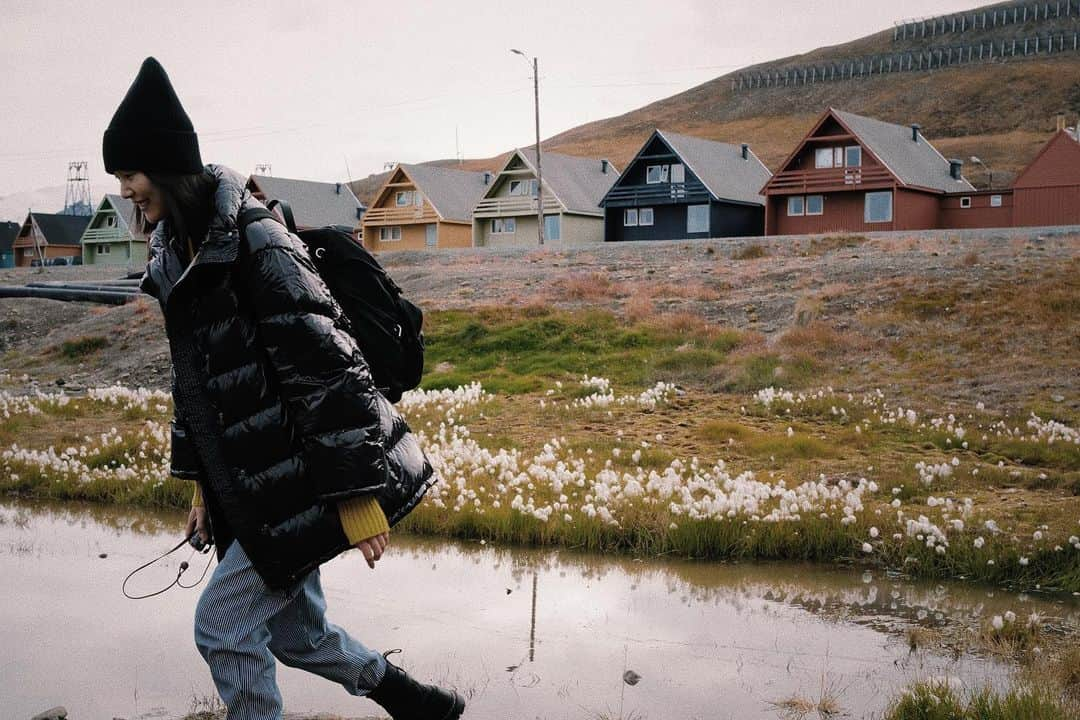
[114,171,166,224]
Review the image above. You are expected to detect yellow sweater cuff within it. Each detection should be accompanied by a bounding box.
[338,495,390,545]
[191,483,203,508]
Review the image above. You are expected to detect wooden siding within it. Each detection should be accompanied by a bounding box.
[364,221,472,253]
[14,245,80,267]
[605,201,761,241]
[1013,186,1080,226]
[939,191,1014,229]
[768,191,894,235]
[894,189,941,231]
[475,213,604,247]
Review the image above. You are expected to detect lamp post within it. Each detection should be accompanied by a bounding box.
[970,156,993,190]
[511,48,544,245]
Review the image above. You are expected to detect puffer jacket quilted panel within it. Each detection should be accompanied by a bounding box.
[142,164,435,588]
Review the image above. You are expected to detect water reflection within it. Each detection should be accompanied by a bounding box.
[2,498,1077,720]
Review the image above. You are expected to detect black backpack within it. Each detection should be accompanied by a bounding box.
[237,200,424,403]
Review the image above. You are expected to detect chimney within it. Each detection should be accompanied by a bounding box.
[911,124,922,142]
[949,159,963,180]
[482,171,493,185]
[335,182,341,194]
[1057,114,1067,131]
[741,143,749,160]
[601,159,610,174]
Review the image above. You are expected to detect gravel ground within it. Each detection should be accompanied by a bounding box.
[0,226,1076,403]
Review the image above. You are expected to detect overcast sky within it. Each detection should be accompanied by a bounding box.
[1,0,984,200]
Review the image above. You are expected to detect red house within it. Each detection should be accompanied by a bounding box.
[1010,128,1080,227]
[762,108,974,235]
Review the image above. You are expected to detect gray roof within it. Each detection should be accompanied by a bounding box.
[657,130,772,205]
[400,164,490,223]
[31,213,90,246]
[513,148,619,215]
[250,175,363,228]
[832,109,975,193]
[104,194,138,234]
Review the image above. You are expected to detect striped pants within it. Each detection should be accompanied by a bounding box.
[194,541,387,720]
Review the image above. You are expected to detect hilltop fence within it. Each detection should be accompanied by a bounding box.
[894,0,1079,41]
[732,31,1080,90]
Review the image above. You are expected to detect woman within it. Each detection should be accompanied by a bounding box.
[104,57,464,720]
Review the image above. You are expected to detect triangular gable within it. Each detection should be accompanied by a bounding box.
[480,149,569,213]
[1011,129,1080,189]
[762,108,903,195]
[370,165,446,221]
[602,130,712,205]
[85,195,134,236]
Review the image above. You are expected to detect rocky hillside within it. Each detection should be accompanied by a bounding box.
[350,0,1080,204]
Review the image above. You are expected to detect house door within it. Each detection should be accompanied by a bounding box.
[425,224,437,248]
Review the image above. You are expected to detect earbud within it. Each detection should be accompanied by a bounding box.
[180,561,190,571]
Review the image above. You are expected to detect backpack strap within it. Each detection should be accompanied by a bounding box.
[266,199,298,234]
[236,207,281,253]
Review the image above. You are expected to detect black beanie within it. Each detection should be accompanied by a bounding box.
[103,57,203,175]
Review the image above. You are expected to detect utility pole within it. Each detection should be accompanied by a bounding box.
[512,49,544,245]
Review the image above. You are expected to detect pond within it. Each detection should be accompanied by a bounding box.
[2,499,1078,720]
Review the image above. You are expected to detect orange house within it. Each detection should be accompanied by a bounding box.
[362,164,490,252]
[12,212,90,266]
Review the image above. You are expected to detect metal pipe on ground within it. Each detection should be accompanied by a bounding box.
[25,282,141,294]
[0,286,138,304]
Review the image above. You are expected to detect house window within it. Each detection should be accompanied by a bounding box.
[544,214,561,241]
[845,146,862,167]
[646,165,669,184]
[97,244,111,254]
[806,195,824,215]
[787,196,805,216]
[106,216,117,228]
[639,208,654,226]
[490,218,516,234]
[864,191,893,223]
[413,191,424,207]
[509,179,538,196]
[990,194,1003,207]
[379,226,402,241]
[960,196,972,209]
[670,164,685,183]
[815,147,834,169]
[624,208,639,226]
[687,205,709,234]
[395,191,412,206]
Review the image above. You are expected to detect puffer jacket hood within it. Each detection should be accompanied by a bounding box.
[142,164,435,589]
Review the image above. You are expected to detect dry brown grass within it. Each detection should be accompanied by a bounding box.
[554,272,625,302]
[734,244,768,260]
[622,293,656,323]
[777,322,853,358]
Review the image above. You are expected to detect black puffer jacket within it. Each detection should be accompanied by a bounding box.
[141,165,435,589]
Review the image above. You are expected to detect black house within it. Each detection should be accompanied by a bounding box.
[599,130,771,241]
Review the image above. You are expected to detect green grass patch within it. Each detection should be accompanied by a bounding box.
[56,335,109,359]
[744,433,839,460]
[885,682,1073,720]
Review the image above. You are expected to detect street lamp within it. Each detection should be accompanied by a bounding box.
[511,48,544,246]
[969,156,993,190]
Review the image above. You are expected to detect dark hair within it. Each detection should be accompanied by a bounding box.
[134,169,217,255]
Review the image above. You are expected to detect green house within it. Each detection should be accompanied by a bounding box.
[81,194,148,266]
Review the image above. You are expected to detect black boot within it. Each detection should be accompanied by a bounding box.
[368,656,465,720]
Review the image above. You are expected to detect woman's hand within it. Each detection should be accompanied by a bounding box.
[354,531,389,569]
[186,505,211,545]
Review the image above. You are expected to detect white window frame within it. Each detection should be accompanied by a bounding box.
[106,215,117,228]
[379,226,402,241]
[639,208,654,226]
[646,165,669,184]
[990,194,1003,208]
[544,214,561,241]
[787,196,805,216]
[624,208,639,226]
[960,196,972,209]
[413,191,423,207]
[864,191,893,224]
[395,191,411,207]
[834,147,844,167]
[815,147,834,169]
[509,180,524,196]
[670,164,685,183]
[845,146,862,167]
[805,195,824,216]
[490,218,517,234]
[687,204,709,234]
